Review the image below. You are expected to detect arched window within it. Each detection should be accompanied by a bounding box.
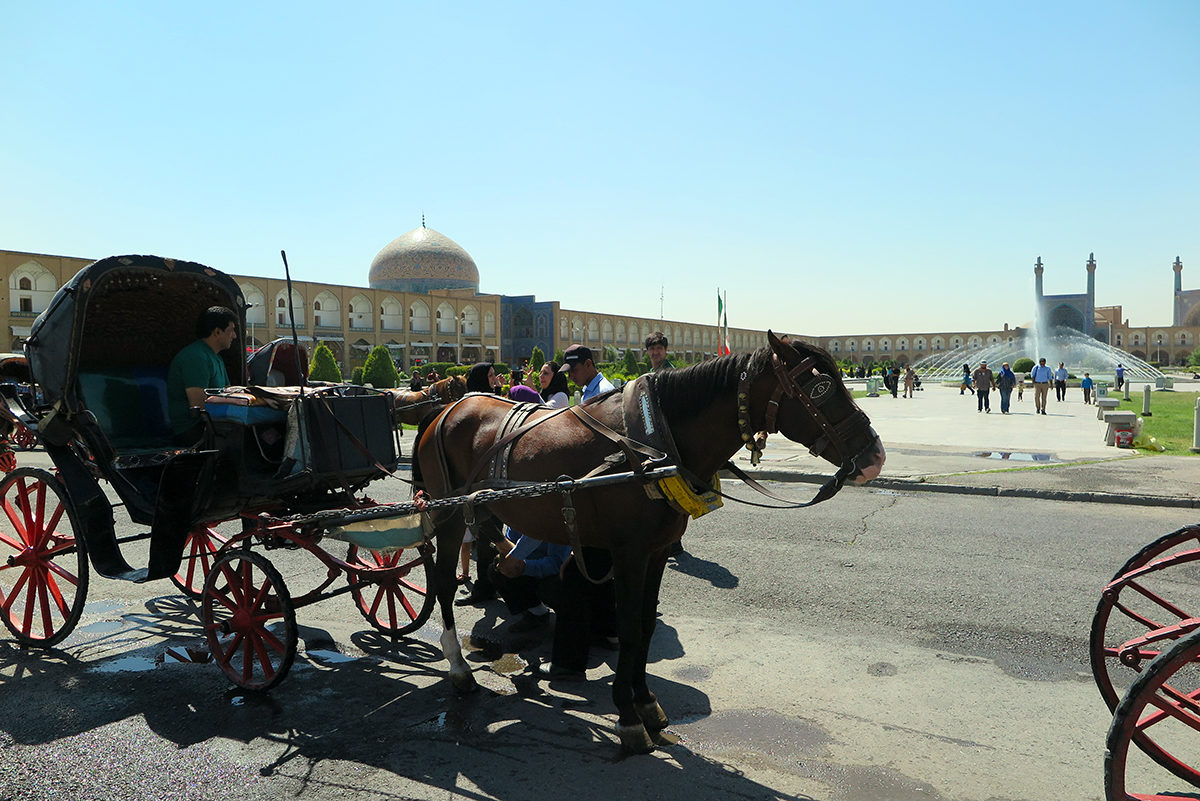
[409,301,430,334]
[436,303,457,336]
[484,310,496,337]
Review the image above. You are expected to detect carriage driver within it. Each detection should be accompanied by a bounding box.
[167,306,238,442]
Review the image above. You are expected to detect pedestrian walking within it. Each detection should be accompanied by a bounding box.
[1115,363,1125,391]
[1054,362,1068,402]
[1030,358,1053,415]
[996,362,1017,414]
[960,363,973,395]
[972,361,994,413]
[1081,372,1094,405]
[902,366,916,398]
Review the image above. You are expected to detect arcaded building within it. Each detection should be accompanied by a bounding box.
[1,240,1192,370]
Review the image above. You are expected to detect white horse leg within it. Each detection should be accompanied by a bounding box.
[441,615,478,692]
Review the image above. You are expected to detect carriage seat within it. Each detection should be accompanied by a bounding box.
[77,366,173,449]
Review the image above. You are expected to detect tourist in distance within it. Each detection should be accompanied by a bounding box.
[883,366,899,398]
[1081,372,1094,405]
[559,344,614,403]
[995,362,1017,414]
[1030,358,1053,415]
[972,361,994,413]
[959,363,973,395]
[1115,363,1126,391]
[1054,362,1069,401]
[644,331,674,372]
[902,365,916,398]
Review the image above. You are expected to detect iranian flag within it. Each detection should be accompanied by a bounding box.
[717,290,730,355]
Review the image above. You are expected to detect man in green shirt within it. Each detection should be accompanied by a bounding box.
[644,331,674,372]
[167,306,238,440]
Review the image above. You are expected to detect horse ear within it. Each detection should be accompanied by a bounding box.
[767,330,799,360]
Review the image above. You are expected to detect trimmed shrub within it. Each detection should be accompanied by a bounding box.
[1013,358,1035,374]
[362,345,400,388]
[351,366,365,385]
[309,343,343,382]
[529,346,545,374]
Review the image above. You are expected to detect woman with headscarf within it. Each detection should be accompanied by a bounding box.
[538,360,570,409]
[466,362,495,394]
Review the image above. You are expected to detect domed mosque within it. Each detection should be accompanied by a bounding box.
[368,219,479,294]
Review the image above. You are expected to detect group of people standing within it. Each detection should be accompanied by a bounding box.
[881,365,918,399]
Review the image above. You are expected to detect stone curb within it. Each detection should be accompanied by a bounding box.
[722,468,1200,509]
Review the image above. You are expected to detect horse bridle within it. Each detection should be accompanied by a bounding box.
[737,352,877,486]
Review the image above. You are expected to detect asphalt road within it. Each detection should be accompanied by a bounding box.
[1,466,1196,801]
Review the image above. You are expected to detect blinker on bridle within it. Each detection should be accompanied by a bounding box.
[737,352,873,473]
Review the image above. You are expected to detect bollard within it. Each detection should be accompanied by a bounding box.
[1124,381,1131,401]
[1193,398,1200,453]
[1142,384,1153,417]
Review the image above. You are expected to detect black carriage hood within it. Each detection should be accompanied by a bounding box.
[27,254,248,408]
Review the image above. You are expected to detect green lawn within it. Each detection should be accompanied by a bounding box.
[1106,390,1200,455]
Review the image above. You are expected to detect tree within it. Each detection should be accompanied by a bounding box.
[1013,357,1035,374]
[529,346,545,374]
[351,366,365,385]
[309,343,343,382]
[362,345,400,388]
[1188,347,1200,367]
[554,348,565,364]
[622,348,640,374]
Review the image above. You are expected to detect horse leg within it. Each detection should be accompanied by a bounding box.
[632,550,670,732]
[432,511,477,693]
[610,550,655,753]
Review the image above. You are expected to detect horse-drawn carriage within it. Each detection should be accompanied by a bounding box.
[1092,527,1200,799]
[0,253,886,751]
[0,254,453,689]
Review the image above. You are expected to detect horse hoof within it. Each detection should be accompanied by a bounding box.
[635,701,669,732]
[450,669,478,694]
[617,723,655,754]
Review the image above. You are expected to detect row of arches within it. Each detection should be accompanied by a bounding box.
[556,315,756,352]
[826,335,1019,355]
[240,283,495,336]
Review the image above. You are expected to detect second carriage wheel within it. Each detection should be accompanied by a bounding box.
[201,549,296,691]
[0,467,88,647]
[345,543,436,636]
[1105,626,1200,797]
[1091,524,1200,713]
[171,523,230,600]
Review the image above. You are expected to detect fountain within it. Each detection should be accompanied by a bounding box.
[909,325,1163,382]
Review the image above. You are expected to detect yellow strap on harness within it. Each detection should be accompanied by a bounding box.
[657,473,723,519]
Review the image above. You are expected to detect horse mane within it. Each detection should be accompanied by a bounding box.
[652,348,772,421]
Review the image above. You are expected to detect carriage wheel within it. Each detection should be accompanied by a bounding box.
[0,468,88,647]
[346,543,436,636]
[1105,626,1200,797]
[11,424,36,452]
[171,524,230,600]
[1091,525,1200,714]
[201,549,296,691]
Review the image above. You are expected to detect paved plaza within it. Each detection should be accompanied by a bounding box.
[731,379,1200,506]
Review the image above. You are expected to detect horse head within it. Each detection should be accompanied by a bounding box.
[432,374,467,404]
[758,331,884,484]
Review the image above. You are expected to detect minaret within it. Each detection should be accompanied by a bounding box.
[1034,256,1044,299]
[1085,252,1096,337]
[1174,256,1185,325]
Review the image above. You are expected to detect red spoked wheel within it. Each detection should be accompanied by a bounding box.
[1091,526,1200,713]
[201,549,296,691]
[0,468,87,647]
[171,523,230,600]
[1105,626,1200,798]
[11,423,36,451]
[346,543,436,636]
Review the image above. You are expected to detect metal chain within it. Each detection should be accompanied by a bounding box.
[265,476,579,528]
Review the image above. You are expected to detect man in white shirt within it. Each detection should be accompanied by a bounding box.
[559,344,614,403]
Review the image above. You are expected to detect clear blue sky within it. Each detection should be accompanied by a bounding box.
[2,1,1197,336]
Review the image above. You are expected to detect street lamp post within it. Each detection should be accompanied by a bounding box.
[1157,334,1164,366]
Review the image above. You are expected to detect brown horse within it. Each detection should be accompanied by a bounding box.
[388,375,467,426]
[414,332,884,752]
